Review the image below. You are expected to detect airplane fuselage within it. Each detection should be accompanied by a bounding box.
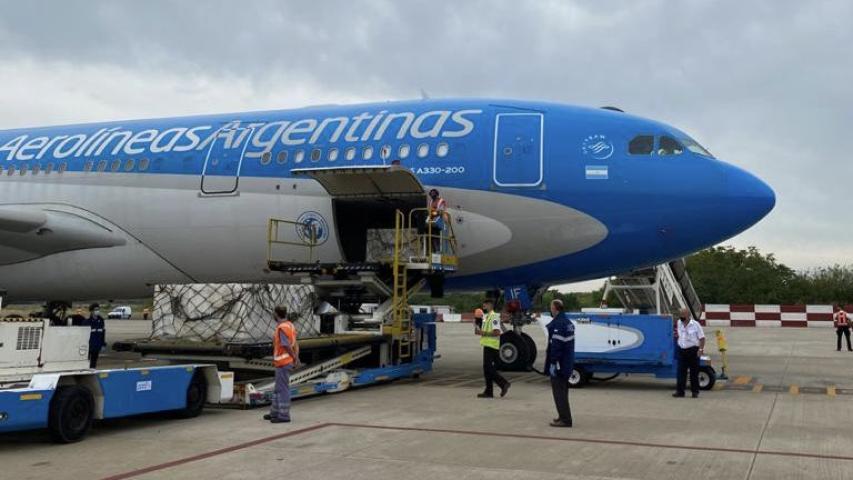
[0,99,775,301]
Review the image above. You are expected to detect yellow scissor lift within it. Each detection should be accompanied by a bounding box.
[267,207,458,364]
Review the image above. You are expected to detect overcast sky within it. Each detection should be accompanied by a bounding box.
[0,0,850,290]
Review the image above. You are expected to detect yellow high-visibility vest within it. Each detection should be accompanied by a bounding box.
[480,311,501,349]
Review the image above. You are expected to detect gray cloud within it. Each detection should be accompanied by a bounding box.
[0,0,850,272]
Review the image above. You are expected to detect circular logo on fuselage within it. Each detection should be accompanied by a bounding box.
[582,134,614,160]
[296,211,329,245]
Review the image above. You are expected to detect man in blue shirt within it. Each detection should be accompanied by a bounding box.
[545,299,575,427]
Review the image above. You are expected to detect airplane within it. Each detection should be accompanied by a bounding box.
[0,99,775,306]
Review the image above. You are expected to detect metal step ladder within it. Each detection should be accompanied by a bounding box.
[603,258,702,319]
[266,208,459,363]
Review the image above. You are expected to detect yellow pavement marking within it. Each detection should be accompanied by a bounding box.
[752,384,764,393]
[789,384,799,395]
[733,376,752,385]
[713,382,725,391]
[828,386,837,397]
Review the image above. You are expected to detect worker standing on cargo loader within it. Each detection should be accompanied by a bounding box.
[86,304,106,368]
[674,308,705,398]
[834,307,851,351]
[546,299,575,428]
[475,300,510,398]
[265,306,299,423]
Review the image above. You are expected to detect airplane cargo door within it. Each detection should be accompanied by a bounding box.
[200,128,253,195]
[493,113,543,187]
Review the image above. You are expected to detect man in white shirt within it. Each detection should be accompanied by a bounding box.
[673,308,706,398]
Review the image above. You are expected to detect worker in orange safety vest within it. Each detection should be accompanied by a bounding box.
[264,306,299,423]
[834,307,851,352]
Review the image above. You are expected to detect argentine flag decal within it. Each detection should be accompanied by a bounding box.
[585,165,609,180]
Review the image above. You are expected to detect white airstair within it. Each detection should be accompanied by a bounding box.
[602,258,702,320]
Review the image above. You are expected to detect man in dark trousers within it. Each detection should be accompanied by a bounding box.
[86,303,106,368]
[674,307,705,398]
[475,300,510,398]
[834,307,851,351]
[545,299,575,427]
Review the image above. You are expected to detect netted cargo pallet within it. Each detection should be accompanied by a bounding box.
[151,283,318,343]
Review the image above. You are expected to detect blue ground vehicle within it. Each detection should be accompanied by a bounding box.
[0,317,233,443]
[563,313,716,389]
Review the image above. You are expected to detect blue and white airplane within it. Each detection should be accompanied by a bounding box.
[0,99,774,302]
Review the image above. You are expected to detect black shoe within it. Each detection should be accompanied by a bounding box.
[691,393,699,398]
[263,414,272,420]
[270,417,291,423]
[499,383,511,398]
[550,420,572,428]
[672,393,685,398]
[477,392,494,398]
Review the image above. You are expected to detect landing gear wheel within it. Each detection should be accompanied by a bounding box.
[568,367,589,388]
[177,371,207,418]
[698,366,716,391]
[497,331,530,371]
[520,332,537,367]
[48,385,95,443]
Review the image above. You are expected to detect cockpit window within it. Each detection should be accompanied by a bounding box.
[628,135,654,155]
[680,136,714,158]
[658,136,684,156]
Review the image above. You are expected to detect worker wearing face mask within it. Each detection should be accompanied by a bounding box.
[86,303,106,368]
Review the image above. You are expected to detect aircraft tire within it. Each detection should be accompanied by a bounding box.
[497,332,529,371]
[520,332,537,367]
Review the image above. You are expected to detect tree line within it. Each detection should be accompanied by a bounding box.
[412,245,853,312]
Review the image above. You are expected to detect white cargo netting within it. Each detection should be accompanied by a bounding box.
[152,283,320,343]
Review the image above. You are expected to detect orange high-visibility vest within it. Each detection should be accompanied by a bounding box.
[835,311,849,328]
[428,197,447,213]
[273,321,297,367]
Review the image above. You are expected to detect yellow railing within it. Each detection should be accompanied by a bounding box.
[406,207,458,262]
[267,218,319,264]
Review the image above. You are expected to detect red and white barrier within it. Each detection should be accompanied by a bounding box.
[700,304,844,328]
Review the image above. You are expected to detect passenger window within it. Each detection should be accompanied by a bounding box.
[345,147,356,161]
[399,144,410,159]
[276,151,288,164]
[417,143,429,158]
[139,158,150,171]
[111,159,121,171]
[261,151,272,165]
[294,150,305,163]
[380,145,391,160]
[436,142,449,158]
[658,136,684,156]
[328,148,339,161]
[97,160,107,172]
[84,161,94,172]
[124,159,135,171]
[311,148,322,162]
[363,146,374,160]
[628,135,654,155]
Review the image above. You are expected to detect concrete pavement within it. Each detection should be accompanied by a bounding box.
[3,323,853,479]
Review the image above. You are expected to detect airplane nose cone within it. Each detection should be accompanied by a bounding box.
[724,163,775,233]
